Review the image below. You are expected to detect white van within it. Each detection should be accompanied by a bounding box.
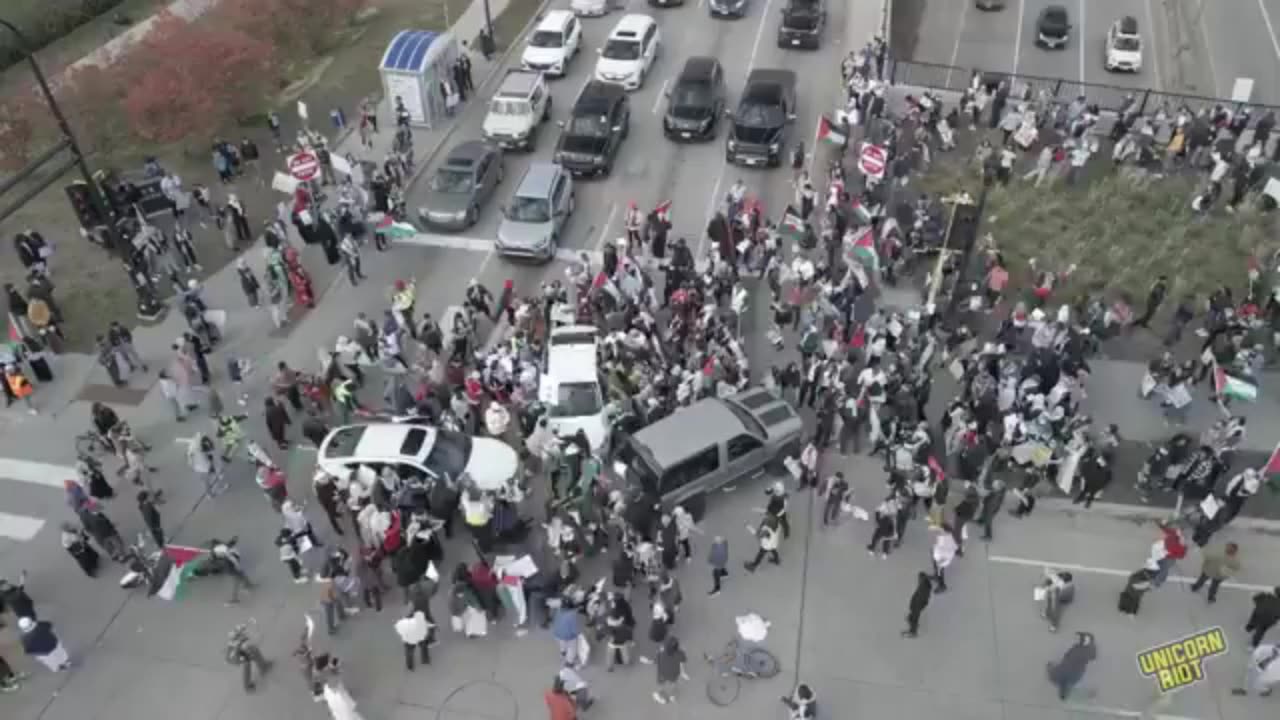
[594,14,660,91]
[522,10,582,77]
[541,325,610,452]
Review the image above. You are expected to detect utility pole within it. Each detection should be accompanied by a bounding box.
[0,17,163,321]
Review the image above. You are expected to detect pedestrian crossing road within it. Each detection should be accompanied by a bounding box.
[0,457,78,543]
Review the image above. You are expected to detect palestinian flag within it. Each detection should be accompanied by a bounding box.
[653,200,672,220]
[151,545,208,601]
[816,115,846,146]
[849,227,879,272]
[779,206,807,242]
[850,198,874,225]
[6,314,20,347]
[375,216,417,239]
[1263,441,1280,478]
[1213,361,1258,402]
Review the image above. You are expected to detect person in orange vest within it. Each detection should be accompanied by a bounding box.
[4,364,36,414]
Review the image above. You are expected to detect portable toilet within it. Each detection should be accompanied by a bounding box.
[379,30,460,130]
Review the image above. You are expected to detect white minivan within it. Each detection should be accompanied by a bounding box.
[522,10,582,77]
[540,325,611,452]
[594,14,660,91]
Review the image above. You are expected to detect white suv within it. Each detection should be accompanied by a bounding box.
[522,10,582,77]
[594,14,660,91]
[482,70,551,150]
[1104,16,1142,72]
[541,325,611,452]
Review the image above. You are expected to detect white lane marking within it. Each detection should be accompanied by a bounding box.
[989,555,1272,593]
[0,512,45,541]
[1077,0,1085,92]
[393,233,601,264]
[698,158,727,259]
[1256,0,1280,64]
[1046,703,1200,720]
[944,0,970,88]
[0,458,79,488]
[748,0,775,71]
[1196,1,1221,96]
[1012,0,1025,75]
[653,78,670,114]
[594,202,619,253]
[1142,0,1164,90]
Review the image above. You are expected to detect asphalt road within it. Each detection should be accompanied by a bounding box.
[893,0,1280,107]
[397,0,847,302]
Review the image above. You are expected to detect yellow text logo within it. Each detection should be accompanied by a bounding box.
[1136,627,1228,693]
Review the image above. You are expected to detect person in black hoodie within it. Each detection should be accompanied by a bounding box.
[902,571,932,638]
[1246,587,1280,648]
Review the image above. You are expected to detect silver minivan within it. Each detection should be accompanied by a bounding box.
[496,162,575,262]
[611,388,804,518]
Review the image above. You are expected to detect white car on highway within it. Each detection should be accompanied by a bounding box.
[317,422,519,492]
[594,14,660,91]
[572,0,610,17]
[521,10,582,77]
[1104,16,1143,72]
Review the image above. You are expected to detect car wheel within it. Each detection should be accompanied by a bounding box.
[466,204,479,227]
[623,115,631,138]
[602,158,614,176]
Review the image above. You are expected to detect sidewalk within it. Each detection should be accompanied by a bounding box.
[0,0,528,430]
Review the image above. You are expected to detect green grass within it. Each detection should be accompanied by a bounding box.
[914,158,1277,305]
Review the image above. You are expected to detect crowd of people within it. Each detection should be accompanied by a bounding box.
[10,27,1280,718]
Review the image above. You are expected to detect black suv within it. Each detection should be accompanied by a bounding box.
[555,81,630,177]
[778,0,826,49]
[663,57,726,142]
[726,69,796,167]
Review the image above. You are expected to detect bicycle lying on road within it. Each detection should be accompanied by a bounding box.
[702,613,781,706]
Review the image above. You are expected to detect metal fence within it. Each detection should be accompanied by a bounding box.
[885,58,1280,118]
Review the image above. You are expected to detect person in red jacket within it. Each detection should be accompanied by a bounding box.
[545,676,577,720]
[1152,524,1187,587]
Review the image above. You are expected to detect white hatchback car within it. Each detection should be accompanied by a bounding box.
[317,423,519,492]
[571,0,610,16]
[594,14,660,91]
[522,10,582,77]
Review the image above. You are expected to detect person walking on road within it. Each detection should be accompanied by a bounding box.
[1246,587,1280,648]
[137,491,165,548]
[1232,642,1280,697]
[902,571,933,638]
[108,321,147,375]
[744,514,781,572]
[236,259,261,307]
[931,527,958,593]
[395,609,431,671]
[652,636,688,705]
[707,535,728,596]
[339,234,364,286]
[1047,632,1097,701]
[17,617,70,673]
[264,397,292,450]
[1189,542,1240,605]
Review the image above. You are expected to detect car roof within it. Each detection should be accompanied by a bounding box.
[323,423,434,463]
[445,140,489,167]
[538,9,574,29]
[611,13,654,36]
[497,70,542,98]
[678,57,719,83]
[631,398,749,468]
[548,343,598,385]
[746,68,795,90]
[575,81,626,114]
[516,162,561,197]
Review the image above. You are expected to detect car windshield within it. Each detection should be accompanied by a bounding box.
[672,83,712,109]
[567,114,611,137]
[1043,10,1067,27]
[602,39,640,60]
[424,429,471,480]
[1114,36,1140,51]
[432,167,474,193]
[530,30,563,48]
[490,99,531,115]
[614,440,661,496]
[322,426,365,458]
[736,102,783,127]
[508,196,551,222]
[721,400,767,439]
[550,381,604,417]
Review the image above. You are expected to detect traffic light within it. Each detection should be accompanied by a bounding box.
[65,181,106,230]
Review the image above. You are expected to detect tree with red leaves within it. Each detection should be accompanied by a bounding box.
[123,13,278,144]
[215,0,368,58]
[0,95,42,171]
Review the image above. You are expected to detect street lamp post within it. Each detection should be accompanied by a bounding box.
[0,17,163,320]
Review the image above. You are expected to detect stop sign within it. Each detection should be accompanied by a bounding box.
[288,150,320,181]
[859,144,887,179]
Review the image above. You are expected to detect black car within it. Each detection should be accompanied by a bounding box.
[649,0,684,7]
[778,0,826,49]
[664,57,726,141]
[708,0,749,18]
[1035,5,1071,49]
[555,81,631,177]
[726,69,796,167]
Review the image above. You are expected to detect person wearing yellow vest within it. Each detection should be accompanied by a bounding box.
[4,364,36,415]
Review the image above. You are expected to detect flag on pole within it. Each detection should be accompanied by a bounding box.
[850,198,874,224]
[849,227,879,272]
[1213,362,1258,402]
[778,207,807,242]
[6,315,20,346]
[816,115,846,146]
[375,215,417,239]
[1264,441,1280,478]
[653,200,672,219]
[152,545,208,601]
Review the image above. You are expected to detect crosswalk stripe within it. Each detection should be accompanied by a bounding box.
[0,512,47,541]
[0,458,79,489]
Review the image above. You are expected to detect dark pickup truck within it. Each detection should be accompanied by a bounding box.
[725,69,796,168]
[777,0,826,49]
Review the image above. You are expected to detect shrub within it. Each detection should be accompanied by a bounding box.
[58,64,133,155]
[0,94,43,171]
[121,12,279,144]
[215,0,368,59]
